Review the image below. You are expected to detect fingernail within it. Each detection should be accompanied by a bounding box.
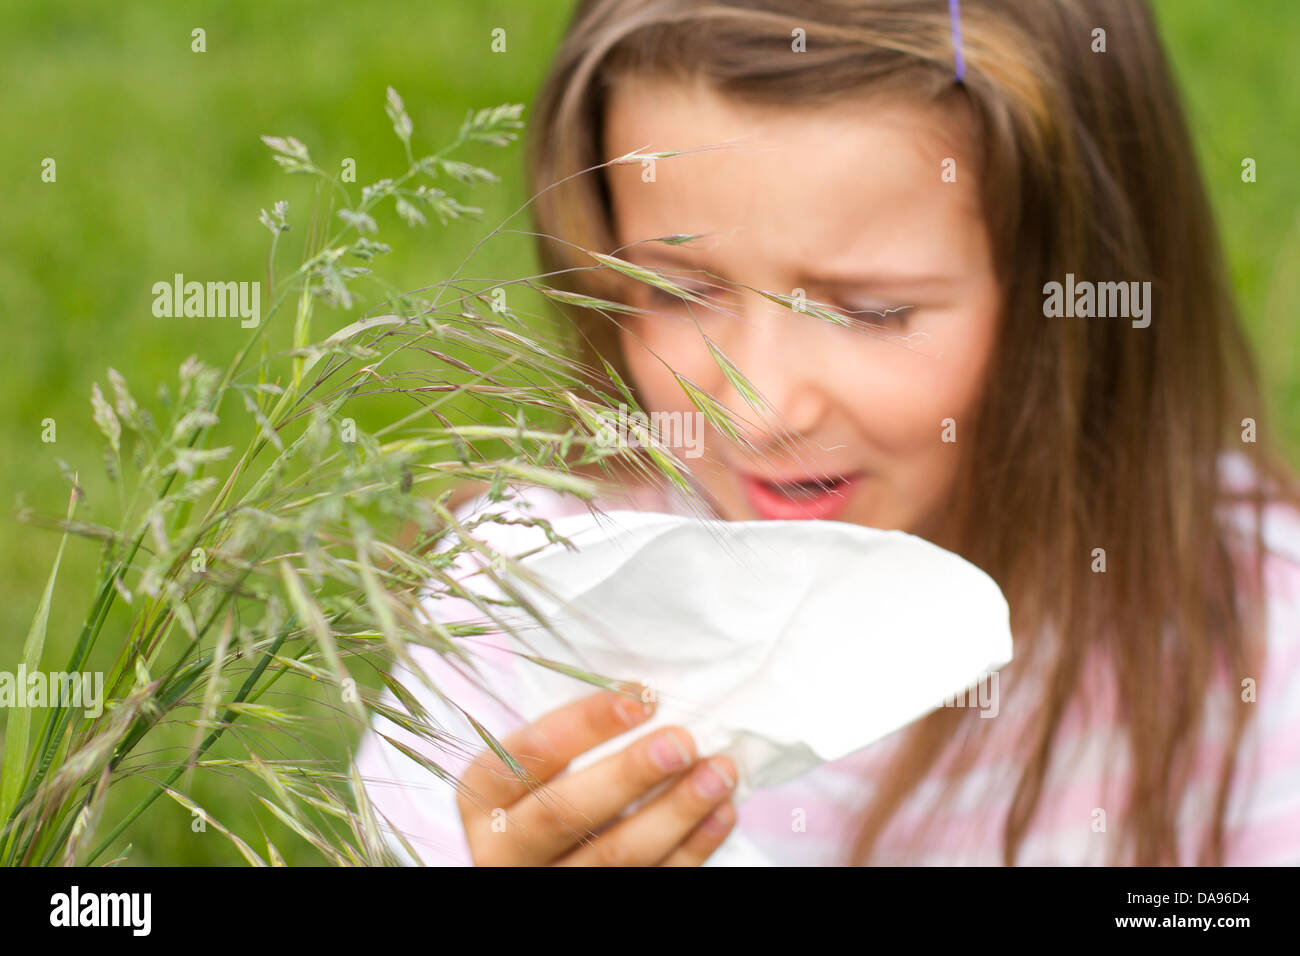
[649,730,691,771]
[704,802,735,835]
[614,694,650,727]
[692,759,736,800]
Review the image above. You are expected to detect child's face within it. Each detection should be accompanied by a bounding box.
[603,78,1002,541]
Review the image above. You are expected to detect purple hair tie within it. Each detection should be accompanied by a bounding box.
[949,0,966,82]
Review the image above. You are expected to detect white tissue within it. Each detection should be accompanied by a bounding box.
[461,509,1013,864]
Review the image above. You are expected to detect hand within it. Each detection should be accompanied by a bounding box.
[457,686,738,866]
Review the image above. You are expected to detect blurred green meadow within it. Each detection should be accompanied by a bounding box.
[0,0,1296,865]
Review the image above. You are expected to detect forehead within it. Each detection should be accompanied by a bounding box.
[601,76,984,281]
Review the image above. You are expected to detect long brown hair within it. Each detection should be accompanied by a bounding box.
[523,0,1297,864]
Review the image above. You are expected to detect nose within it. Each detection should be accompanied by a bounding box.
[706,289,831,449]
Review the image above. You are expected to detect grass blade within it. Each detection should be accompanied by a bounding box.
[0,484,76,825]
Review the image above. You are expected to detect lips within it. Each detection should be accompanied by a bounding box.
[739,471,863,521]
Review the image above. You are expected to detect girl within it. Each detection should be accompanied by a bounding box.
[354,0,1300,865]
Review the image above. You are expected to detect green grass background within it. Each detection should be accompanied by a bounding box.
[0,0,1295,864]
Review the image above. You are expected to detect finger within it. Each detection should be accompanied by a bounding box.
[555,755,737,867]
[659,801,737,867]
[489,726,697,865]
[457,684,653,827]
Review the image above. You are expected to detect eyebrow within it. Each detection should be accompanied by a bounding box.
[619,245,959,292]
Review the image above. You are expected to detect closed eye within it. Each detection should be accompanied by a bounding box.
[834,301,914,329]
[640,283,717,314]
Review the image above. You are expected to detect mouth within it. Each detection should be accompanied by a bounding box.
[738,470,864,521]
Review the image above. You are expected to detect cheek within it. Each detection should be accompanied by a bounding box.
[617,320,720,409]
[619,301,999,472]
[838,309,999,457]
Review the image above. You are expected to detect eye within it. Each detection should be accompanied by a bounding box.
[640,283,714,316]
[833,301,913,330]
[646,286,688,308]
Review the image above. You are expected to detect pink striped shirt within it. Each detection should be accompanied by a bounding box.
[353,455,1300,865]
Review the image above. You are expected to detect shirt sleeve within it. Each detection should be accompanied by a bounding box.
[353,488,577,865]
[353,636,531,866]
[1222,500,1300,865]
